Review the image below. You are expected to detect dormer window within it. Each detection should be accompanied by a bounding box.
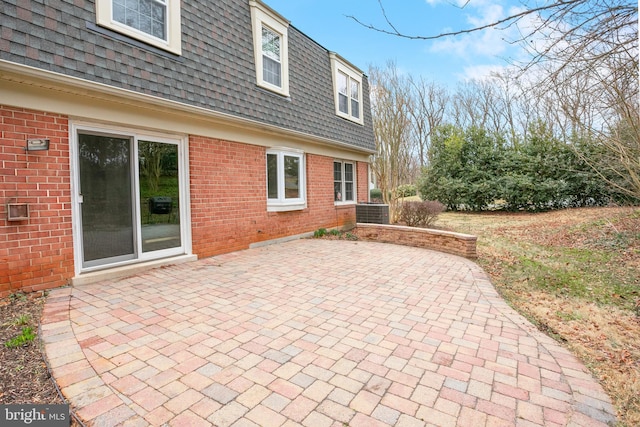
[330,53,364,124]
[113,0,166,40]
[95,0,182,55]
[250,1,290,97]
[262,26,282,87]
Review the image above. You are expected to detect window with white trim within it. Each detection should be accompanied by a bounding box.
[267,148,306,211]
[95,0,182,54]
[334,161,356,203]
[330,53,363,124]
[262,26,282,87]
[250,1,290,96]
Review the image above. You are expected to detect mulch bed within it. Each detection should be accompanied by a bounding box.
[0,292,62,404]
[0,292,80,425]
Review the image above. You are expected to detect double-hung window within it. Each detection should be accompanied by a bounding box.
[95,0,182,54]
[267,148,306,211]
[330,53,363,124]
[250,1,290,96]
[334,161,355,204]
[262,26,282,87]
[337,72,360,120]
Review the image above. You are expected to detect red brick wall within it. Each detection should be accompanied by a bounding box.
[0,106,74,298]
[0,111,367,295]
[357,161,369,203]
[189,136,358,258]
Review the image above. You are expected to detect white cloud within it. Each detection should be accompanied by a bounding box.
[429,25,509,58]
[468,3,504,27]
[424,0,472,7]
[456,58,554,88]
[509,4,571,60]
[427,1,524,60]
[457,63,509,82]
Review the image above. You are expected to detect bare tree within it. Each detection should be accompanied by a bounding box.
[352,0,639,198]
[450,82,479,129]
[476,79,505,136]
[369,62,414,222]
[450,80,497,131]
[348,0,637,71]
[487,71,524,147]
[408,77,448,168]
[550,52,640,197]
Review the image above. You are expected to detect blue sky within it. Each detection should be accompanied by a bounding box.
[265,0,531,87]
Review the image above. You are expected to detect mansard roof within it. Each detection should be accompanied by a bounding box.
[0,0,374,152]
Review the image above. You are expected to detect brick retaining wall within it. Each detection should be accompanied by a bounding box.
[354,223,477,259]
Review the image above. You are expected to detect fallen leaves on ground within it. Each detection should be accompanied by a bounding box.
[437,206,640,427]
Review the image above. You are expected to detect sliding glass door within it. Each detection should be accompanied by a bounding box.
[75,127,186,271]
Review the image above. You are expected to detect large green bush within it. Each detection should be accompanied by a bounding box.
[419,122,618,211]
[419,125,504,210]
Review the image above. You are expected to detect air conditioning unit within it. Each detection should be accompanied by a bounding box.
[356,203,389,224]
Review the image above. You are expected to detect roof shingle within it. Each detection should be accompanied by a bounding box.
[5,0,374,151]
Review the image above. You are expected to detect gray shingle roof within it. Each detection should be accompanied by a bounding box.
[1,0,375,152]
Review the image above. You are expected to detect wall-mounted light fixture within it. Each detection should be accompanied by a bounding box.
[26,138,50,151]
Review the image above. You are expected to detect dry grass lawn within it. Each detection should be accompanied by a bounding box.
[435,206,640,426]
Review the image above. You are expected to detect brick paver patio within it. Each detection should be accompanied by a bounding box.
[41,239,617,426]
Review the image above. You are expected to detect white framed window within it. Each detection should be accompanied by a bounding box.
[329,53,363,124]
[262,26,282,87]
[334,161,356,204]
[249,0,290,96]
[96,0,182,55]
[266,148,306,211]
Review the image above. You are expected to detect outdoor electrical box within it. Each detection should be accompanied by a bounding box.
[7,203,29,221]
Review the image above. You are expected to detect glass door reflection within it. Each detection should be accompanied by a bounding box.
[138,141,181,253]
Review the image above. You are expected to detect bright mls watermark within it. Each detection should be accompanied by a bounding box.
[1,404,69,426]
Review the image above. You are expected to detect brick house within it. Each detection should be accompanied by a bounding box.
[0,0,375,297]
